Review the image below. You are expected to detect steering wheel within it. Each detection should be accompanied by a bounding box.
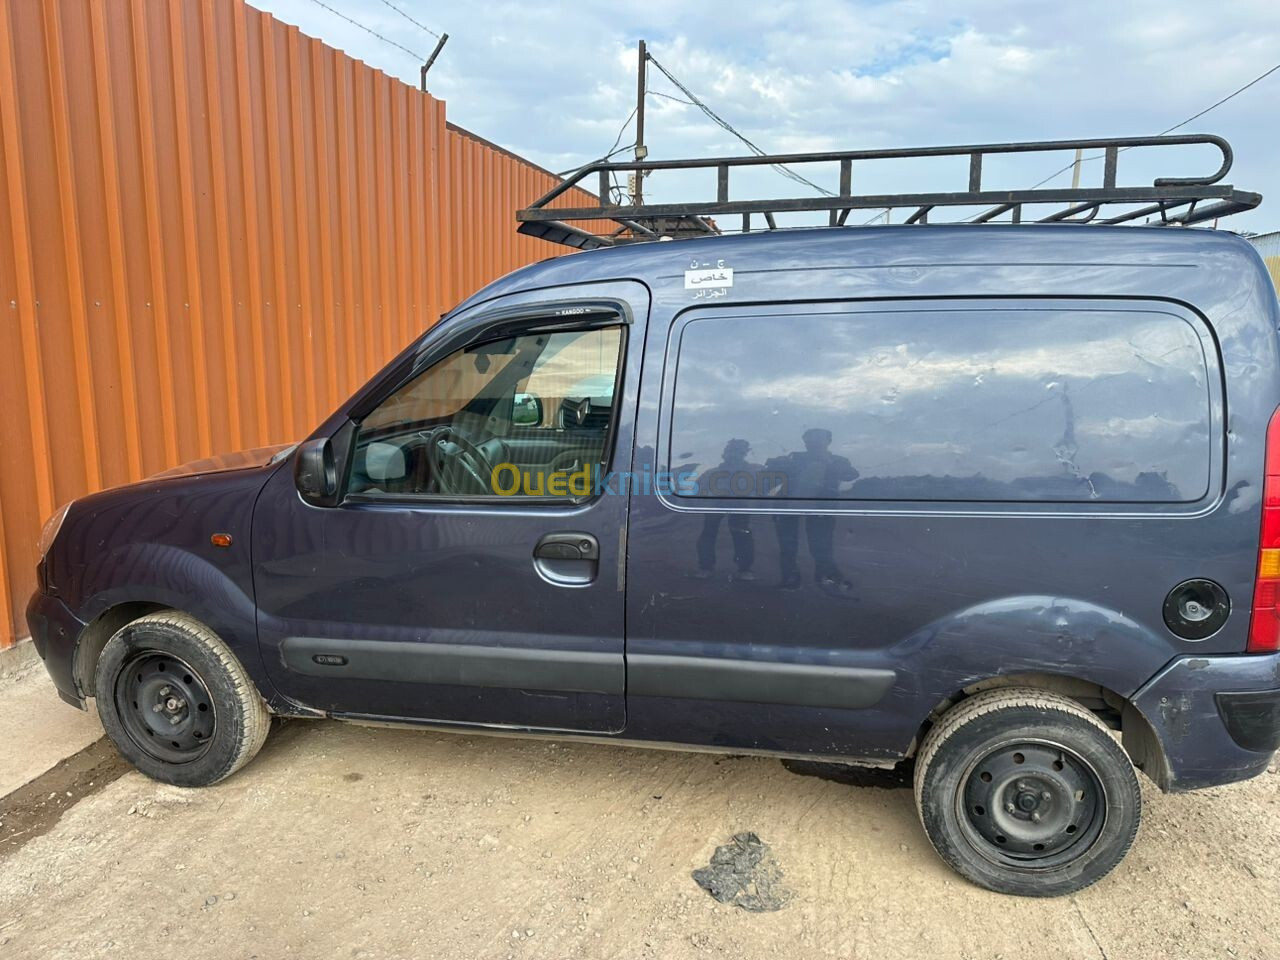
[423,426,498,495]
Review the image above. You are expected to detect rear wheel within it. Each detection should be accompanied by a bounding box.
[95,612,270,787]
[913,688,1141,897]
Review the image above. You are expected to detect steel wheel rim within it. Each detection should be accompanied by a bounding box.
[955,736,1107,869]
[114,651,216,764]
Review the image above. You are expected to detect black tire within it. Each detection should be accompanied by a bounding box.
[94,611,271,787]
[913,687,1140,897]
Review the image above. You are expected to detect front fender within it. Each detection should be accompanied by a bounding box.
[80,543,255,626]
[47,463,287,710]
[78,543,260,673]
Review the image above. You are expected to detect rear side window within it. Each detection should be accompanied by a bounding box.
[669,305,1212,503]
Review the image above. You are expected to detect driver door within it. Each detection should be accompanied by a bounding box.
[252,285,646,732]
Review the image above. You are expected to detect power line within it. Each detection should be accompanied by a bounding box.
[606,106,638,160]
[553,140,634,178]
[610,171,628,204]
[1026,60,1280,191]
[556,106,637,178]
[306,0,423,61]
[1158,61,1280,134]
[648,89,695,107]
[646,53,834,197]
[375,0,442,39]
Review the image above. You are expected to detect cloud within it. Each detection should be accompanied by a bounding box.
[249,0,1280,233]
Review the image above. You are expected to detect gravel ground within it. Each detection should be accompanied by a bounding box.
[1,716,1278,959]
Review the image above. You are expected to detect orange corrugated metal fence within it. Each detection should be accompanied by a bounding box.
[0,0,592,648]
[1251,231,1280,294]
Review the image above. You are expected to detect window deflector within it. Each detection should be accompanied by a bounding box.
[347,300,631,424]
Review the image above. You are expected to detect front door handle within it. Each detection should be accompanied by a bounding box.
[534,532,599,585]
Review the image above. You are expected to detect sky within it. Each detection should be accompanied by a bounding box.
[249,0,1280,236]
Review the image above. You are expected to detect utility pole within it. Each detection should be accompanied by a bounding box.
[632,39,648,205]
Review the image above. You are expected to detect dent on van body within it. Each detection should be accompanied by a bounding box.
[892,594,1172,700]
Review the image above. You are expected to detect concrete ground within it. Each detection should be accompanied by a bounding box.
[0,643,102,796]
[1,653,1279,959]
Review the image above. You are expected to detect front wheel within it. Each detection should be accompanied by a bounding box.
[913,687,1141,897]
[95,612,271,787]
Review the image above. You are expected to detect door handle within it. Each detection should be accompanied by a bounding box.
[534,532,599,585]
[534,532,599,561]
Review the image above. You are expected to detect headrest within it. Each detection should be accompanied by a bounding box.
[363,441,406,482]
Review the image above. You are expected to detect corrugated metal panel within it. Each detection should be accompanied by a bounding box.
[0,0,593,648]
[1250,230,1280,293]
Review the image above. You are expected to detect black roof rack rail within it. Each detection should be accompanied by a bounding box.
[516,134,1261,250]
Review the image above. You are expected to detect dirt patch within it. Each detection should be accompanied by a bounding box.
[692,831,793,912]
[0,738,128,862]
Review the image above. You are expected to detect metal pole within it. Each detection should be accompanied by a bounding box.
[634,39,647,203]
[420,33,449,92]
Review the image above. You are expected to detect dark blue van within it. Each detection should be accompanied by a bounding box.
[26,216,1280,896]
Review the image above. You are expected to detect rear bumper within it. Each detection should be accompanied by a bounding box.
[25,589,89,708]
[1131,652,1280,791]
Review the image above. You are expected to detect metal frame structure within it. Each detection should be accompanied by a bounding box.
[517,134,1261,249]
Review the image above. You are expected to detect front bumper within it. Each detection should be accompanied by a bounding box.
[26,589,89,708]
[1131,652,1280,791]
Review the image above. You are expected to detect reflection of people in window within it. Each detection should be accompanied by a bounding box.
[765,428,858,590]
[694,439,760,581]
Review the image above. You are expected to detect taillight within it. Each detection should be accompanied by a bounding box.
[1247,406,1280,652]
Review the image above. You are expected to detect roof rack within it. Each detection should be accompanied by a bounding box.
[517,134,1261,250]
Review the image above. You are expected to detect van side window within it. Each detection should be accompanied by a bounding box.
[348,325,623,500]
[670,307,1211,503]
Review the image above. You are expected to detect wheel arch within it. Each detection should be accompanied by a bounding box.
[72,601,170,699]
[907,671,1170,789]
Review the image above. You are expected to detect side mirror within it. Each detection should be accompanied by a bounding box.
[513,392,543,427]
[294,437,337,505]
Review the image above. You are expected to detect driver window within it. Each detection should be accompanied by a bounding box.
[348,325,623,500]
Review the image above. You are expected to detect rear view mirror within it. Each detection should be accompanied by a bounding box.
[513,392,542,426]
[294,437,337,506]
